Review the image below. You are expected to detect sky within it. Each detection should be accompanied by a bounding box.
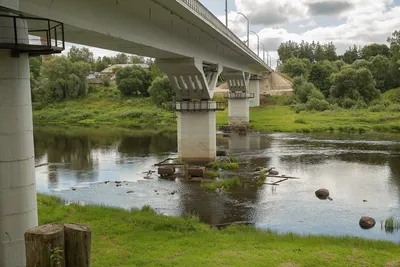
[65,0,400,64]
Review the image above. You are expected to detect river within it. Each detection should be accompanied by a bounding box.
[34,127,400,242]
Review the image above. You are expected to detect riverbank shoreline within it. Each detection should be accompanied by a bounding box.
[38,194,400,266]
[33,96,400,134]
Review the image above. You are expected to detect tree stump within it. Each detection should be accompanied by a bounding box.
[64,223,92,267]
[25,223,65,267]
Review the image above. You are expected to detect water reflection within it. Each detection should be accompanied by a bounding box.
[34,129,400,242]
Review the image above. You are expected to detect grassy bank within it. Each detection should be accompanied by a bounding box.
[33,87,176,133]
[38,194,400,267]
[33,87,400,134]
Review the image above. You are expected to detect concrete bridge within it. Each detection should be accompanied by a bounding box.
[0,0,276,265]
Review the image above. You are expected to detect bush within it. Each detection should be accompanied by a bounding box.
[369,104,386,112]
[354,100,368,109]
[341,98,357,109]
[308,88,324,101]
[381,99,392,107]
[388,104,400,112]
[306,98,329,111]
[115,66,151,96]
[293,103,307,113]
[382,88,400,103]
[294,119,306,124]
[148,76,175,108]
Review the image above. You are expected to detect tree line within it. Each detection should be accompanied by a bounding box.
[30,46,174,107]
[278,30,400,111]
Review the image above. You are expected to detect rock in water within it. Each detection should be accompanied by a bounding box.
[315,188,330,200]
[269,170,279,175]
[359,216,376,229]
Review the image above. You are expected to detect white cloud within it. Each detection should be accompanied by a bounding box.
[246,1,400,55]
[299,20,317,28]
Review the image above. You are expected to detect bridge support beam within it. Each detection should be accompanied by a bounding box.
[224,71,252,126]
[0,15,38,267]
[176,101,217,163]
[157,58,223,163]
[249,78,260,107]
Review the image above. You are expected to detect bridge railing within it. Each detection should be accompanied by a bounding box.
[177,0,270,69]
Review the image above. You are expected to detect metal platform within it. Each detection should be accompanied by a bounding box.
[0,14,65,56]
[226,92,255,99]
[175,101,226,111]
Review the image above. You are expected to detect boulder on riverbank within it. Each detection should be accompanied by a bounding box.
[359,216,376,229]
[315,188,330,200]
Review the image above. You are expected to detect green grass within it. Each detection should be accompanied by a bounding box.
[201,177,242,191]
[38,194,400,267]
[216,104,400,133]
[207,161,240,170]
[385,217,400,233]
[34,87,400,134]
[33,86,176,133]
[204,170,222,178]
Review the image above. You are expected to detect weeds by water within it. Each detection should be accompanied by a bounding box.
[207,161,239,170]
[204,170,222,178]
[201,177,242,191]
[37,194,400,266]
[384,217,400,233]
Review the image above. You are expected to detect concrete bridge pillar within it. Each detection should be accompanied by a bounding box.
[225,71,252,126]
[249,77,260,107]
[157,58,223,163]
[0,14,38,267]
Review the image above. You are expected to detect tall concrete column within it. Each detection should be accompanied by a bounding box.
[0,14,38,267]
[249,79,260,107]
[228,93,250,126]
[177,101,217,163]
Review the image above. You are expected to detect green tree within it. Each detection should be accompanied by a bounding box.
[369,55,390,92]
[94,56,110,72]
[148,76,175,107]
[30,57,42,79]
[115,66,151,96]
[280,58,310,78]
[308,60,338,97]
[129,55,145,64]
[314,42,326,62]
[292,76,318,103]
[330,67,379,104]
[114,53,129,64]
[149,62,163,80]
[343,45,359,64]
[360,44,390,60]
[68,46,95,66]
[333,60,346,71]
[351,59,372,71]
[41,56,91,101]
[277,41,300,62]
[387,30,400,47]
[324,42,338,61]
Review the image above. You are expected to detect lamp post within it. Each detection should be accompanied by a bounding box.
[250,31,259,56]
[259,42,265,61]
[237,12,249,47]
[225,0,228,27]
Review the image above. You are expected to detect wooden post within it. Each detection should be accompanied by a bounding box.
[25,223,65,267]
[64,223,92,267]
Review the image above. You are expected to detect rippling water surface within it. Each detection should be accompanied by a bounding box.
[34,128,400,242]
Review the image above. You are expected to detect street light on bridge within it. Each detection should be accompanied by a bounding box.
[250,31,260,57]
[237,12,249,47]
[259,42,265,62]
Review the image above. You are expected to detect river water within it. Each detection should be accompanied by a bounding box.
[34,128,400,242]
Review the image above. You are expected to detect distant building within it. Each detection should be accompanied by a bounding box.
[100,63,150,78]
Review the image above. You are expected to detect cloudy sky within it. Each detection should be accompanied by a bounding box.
[202,0,400,60]
[67,0,400,64]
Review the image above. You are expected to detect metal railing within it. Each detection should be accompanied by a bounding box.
[175,101,227,111]
[226,92,254,99]
[0,14,64,56]
[177,0,270,69]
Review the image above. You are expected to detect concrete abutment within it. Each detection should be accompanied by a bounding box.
[0,13,38,267]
